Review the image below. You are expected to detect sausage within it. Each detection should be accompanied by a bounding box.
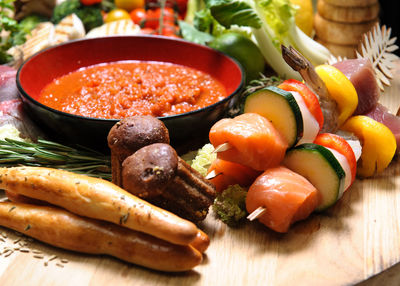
[107,116,170,186]
[0,166,198,246]
[0,201,202,272]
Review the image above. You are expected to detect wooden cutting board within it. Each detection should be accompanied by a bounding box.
[0,62,400,286]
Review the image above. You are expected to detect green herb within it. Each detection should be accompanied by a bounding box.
[0,138,111,180]
[11,14,47,46]
[52,0,104,32]
[213,184,248,227]
[242,74,283,97]
[0,0,18,63]
[0,0,47,64]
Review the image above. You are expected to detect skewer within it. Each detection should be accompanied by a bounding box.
[213,143,231,153]
[247,206,266,221]
[205,170,219,180]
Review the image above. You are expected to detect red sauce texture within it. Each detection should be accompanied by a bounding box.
[39,61,227,119]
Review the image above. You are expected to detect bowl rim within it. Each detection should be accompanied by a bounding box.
[16,35,245,124]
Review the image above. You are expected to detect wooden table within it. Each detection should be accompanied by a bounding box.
[0,62,400,286]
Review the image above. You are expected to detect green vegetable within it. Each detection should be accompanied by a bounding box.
[178,20,214,45]
[52,0,103,32]
[185,0,332,79]
[0,137,111,180]
[76,5,104,32]
[51,0,80,23]
[184,0,205,24]
[227,74,282,118]
[213,184,248,227]
[12,14,48,46]
[283,143,345,211]
[243,86,302,147]
[189,143,216,177]
[208,32,265,83]
[0,0,18,63]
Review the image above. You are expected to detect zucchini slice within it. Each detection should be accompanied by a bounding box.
[283,143,345,211]
[243,86,303,147]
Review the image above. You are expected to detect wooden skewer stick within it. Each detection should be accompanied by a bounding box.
[247,206,266,221]
[205,170,219,180]
[213,142,231,153]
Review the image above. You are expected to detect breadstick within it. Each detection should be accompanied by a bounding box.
[0,201,202,272]
[0,166,198,246]
[5,189,210,253]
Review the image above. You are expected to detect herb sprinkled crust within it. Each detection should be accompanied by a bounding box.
[0,166,198,246]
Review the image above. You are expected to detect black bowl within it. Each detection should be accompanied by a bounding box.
[16,36,245,153]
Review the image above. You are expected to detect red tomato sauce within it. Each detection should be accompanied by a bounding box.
[38,61,227,119]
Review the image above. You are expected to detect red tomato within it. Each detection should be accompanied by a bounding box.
[139,27,155,34]
[130,8,147,25]
[146,0,187,17]
[144,8,175,29]
[80,0,102,5]
[174,0,188,17]
[159,23,179,37]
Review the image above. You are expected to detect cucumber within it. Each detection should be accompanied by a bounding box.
[243,86,303,147]
[283,143,345,211]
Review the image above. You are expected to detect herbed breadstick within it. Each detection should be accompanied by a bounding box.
[0,166,198,246]
[0,201,202,272]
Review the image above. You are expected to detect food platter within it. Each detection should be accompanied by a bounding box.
[1,0,400,283]
[0,61,399,286]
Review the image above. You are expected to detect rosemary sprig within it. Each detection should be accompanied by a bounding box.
[0,138,111,180]
[241,74,283,97]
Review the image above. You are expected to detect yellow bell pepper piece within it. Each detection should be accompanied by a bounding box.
[315,65,358,126]
[341,115,396,178]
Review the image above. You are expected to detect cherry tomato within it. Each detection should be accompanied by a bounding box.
[105,9,131,23]
[144,9,159,29]
[130,8,147,25]
[115,0,145,12]
[146,0,186,17]
[144,8,175,29]
[160,7,176,24]
[159,23,179,36]
[139,27,155,35]
[80,0,102,6]
[174,0,188,17]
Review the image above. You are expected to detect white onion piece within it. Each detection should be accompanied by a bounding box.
[326,147,352,197]
[336,130,362,161]
[291,91,320,145]
[344,139,362,162]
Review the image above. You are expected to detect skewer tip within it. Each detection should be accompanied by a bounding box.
[247,206,266,221]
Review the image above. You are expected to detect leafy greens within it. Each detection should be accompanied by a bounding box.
[182,0,332,79]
